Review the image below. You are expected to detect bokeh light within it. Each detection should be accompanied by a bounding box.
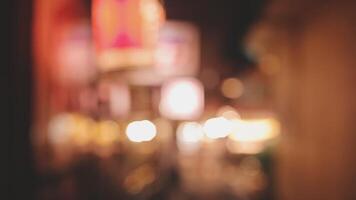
[221,78,244,99]
[177,122,204,153]
[203,117,233,139]
[94,120,119,146]
[48,113,76,144]
[217,105,241,120]
[126,120,157,143]
[226,117,280,154]
[159,77,204,120]
[229,118,280,142]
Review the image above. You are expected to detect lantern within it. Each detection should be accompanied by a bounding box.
[92,0,165,72]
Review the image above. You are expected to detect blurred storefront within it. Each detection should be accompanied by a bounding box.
[9,0,356,200]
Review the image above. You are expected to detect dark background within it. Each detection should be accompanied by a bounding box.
[8,0,35,199]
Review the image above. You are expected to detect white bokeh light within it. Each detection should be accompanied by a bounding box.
[203,117,233,139]
[159,78,204,120]
[126,120,157,143]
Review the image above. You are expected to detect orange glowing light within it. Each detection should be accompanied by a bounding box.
[94,120,119,146]
[217,106,241,120]
[229,118,280,142]
[203,117,233,139]
[221,78,244,99]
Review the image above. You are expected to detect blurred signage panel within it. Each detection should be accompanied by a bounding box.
[109,81,131,118]
[92,0,165,72]
[155,21,200,77]
[55,22,96,86]
[119,21,200,86]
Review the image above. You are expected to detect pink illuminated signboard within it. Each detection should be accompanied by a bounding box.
[92,0,165,71]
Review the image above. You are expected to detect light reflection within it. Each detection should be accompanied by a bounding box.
[126,120,157,143]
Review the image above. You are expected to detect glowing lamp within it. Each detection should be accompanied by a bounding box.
[159,78,204,120]
[92,0,165,71]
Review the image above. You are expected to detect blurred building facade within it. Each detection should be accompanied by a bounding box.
[9,0,356,200]
[246,0,356,199]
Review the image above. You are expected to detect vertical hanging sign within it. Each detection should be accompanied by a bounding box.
[92,0,165,72]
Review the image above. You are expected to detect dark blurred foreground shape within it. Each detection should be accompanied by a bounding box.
[9,0,356,200]
[246,0,356,199]
[9,0,35,199]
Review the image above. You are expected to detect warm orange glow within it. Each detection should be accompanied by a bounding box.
[229,118,280,142]
[124,165,156,194]
[217,106,241,120]
[226,140,265,154]
[225,117,280,154]
[48,113,96,146]
[259,54,281,76]
[221,78,244,99]
[92,0,165,71]
[94,120,119,146]
[154,118,173,142]
[159,78,204,120]
[71,115,95,147]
